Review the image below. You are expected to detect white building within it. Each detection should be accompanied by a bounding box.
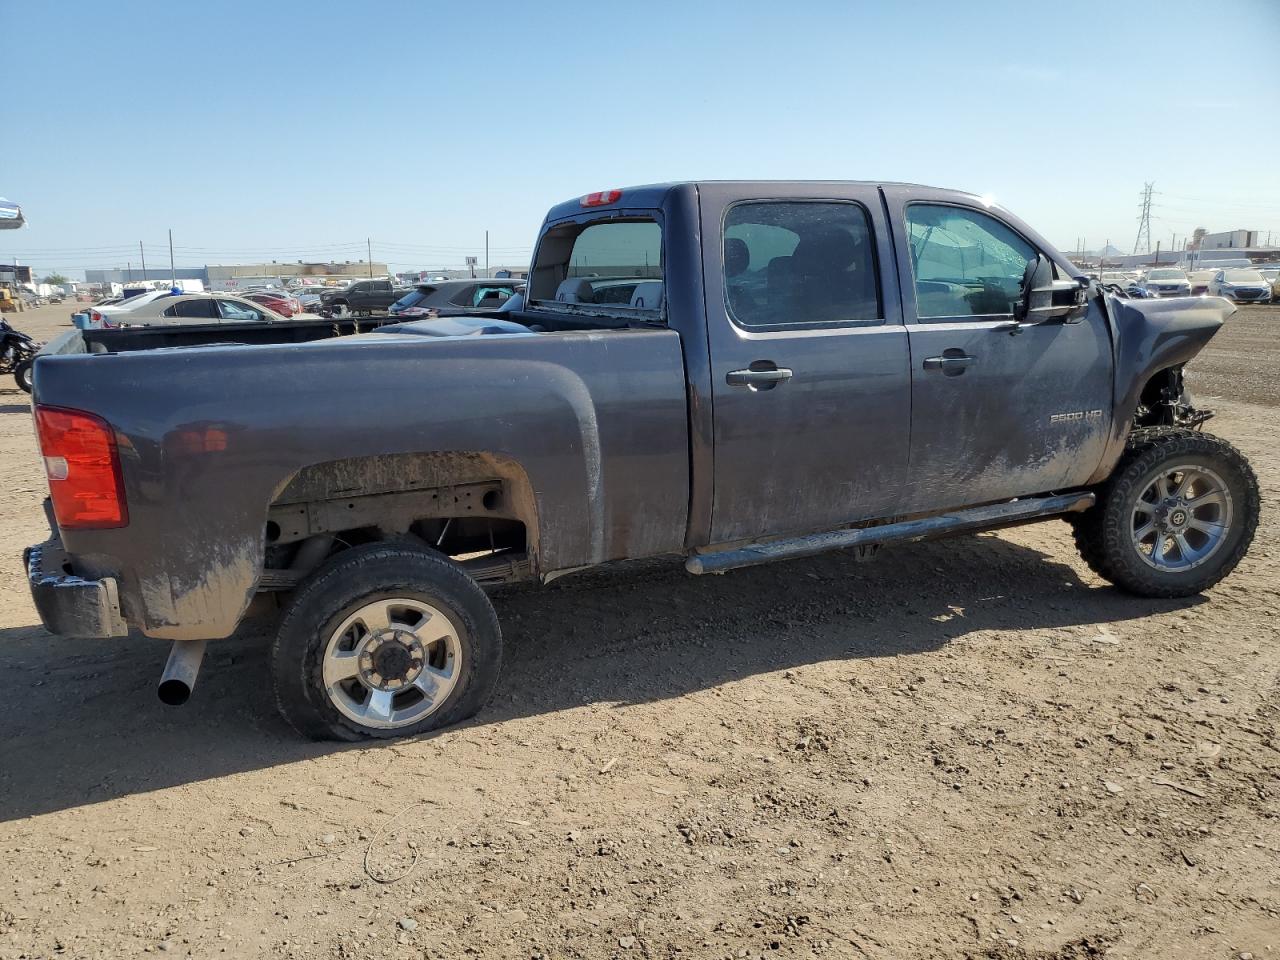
[1201,229,1261,250]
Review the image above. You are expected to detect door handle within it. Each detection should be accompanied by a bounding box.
[726,366,794,388]
[922,354,977,375]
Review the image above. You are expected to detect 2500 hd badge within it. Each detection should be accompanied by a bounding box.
[1050,409,1104,424]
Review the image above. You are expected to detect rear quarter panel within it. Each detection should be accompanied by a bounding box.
[33,329,690,639]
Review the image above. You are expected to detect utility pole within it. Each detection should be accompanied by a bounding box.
[367,238,373,278]
[1153,241,1161,266]
[168,229,175,287]
[139,241,147,280]
[1133,182,1154,255]
[485,230,489,278]
[127,261,133,282]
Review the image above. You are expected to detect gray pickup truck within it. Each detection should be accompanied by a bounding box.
[26,181,1259,741]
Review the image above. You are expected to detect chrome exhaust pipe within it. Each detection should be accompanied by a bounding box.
[157,640,208,706]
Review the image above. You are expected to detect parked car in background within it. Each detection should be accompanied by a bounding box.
[318,278,406,316]
[387,279,524,318]
[110,293,289,327]
[1188,270,1217,296]
[242,290,303,317]
[285,286,328,314]
[1141,268,1192,297]
[1207,268,1273,303]
[1256,267,1280,300]
[1098,273,1150,298]
[87,290,180,327]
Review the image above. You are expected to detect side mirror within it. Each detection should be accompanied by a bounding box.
[1016,255,1054,322]
[1019,254,1088,324]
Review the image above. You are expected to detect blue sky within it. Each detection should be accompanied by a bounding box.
[4,0,1278,278]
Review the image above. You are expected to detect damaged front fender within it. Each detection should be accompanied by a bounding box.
[1088,292,1234,483]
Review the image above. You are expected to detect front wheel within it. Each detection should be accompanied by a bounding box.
[14,359,32,393]
[1073,429,1259,597]
[272,543,503,740]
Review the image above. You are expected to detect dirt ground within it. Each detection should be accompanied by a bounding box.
[0,303,1277,960]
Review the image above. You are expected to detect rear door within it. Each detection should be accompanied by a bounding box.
[699,183,911,544]
[883,191,1114,513]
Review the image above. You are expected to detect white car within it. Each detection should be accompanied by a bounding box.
[88,290,179,326]
[111,294,289,327]
[1188,270,1217,296]
[1257,267,1280,300]
[1206,269,1272,304]
[1141,268,1192,297]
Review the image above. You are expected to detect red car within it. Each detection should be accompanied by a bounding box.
[242,291,301,317]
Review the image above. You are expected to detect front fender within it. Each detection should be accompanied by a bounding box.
[1088,293,1233,483]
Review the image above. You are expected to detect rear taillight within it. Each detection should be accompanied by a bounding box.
[580,190,622,207]
[34,405,128,529]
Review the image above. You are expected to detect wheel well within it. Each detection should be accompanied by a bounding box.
[1132,364,1207,429]
[261,452,538,586]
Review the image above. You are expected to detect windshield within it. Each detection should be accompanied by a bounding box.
[1224,270,1265,282]
[1148,269,1186,280]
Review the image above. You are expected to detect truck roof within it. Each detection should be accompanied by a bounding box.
[542,180,975,223]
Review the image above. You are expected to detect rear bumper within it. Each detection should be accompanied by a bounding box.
[25,538,128,639]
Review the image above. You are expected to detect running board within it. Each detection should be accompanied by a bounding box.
[685,492,1096,576]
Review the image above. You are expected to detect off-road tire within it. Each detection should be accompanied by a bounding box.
[14,359,32,393]
[272,543,503,741]
[1072,428,1259,597]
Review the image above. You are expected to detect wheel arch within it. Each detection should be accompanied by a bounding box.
[264,450,541,576]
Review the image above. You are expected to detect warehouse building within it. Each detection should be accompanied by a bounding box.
[85,261,390,287]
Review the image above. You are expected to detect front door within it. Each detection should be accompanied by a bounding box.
[700,184,911,544]
[887,197,1114,513]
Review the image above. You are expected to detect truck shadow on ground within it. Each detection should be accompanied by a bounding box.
[0,530,1202,822]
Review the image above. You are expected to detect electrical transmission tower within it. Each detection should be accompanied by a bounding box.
[1133,182,1154,254]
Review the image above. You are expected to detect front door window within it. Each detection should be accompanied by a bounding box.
[906,205,1035,318]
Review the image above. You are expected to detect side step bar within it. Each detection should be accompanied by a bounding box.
[685,492,1096,576]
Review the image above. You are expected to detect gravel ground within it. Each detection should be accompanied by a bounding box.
[0,302,1276,960]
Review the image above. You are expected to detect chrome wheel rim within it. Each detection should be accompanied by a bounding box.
[321,597,462,730]
[1132,463,1233,572]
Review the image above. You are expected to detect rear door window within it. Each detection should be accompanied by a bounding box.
[723,201,881,328]
[394,287,435,308]
[163,298,219,320]
[447,285,478,306]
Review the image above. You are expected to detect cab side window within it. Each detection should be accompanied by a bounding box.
[723,201,881,329]
[906,205,1036,318]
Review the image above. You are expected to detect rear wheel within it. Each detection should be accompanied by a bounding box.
[1073,429,1259,597]
[272,544,503,740]
[14,359,32,393]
